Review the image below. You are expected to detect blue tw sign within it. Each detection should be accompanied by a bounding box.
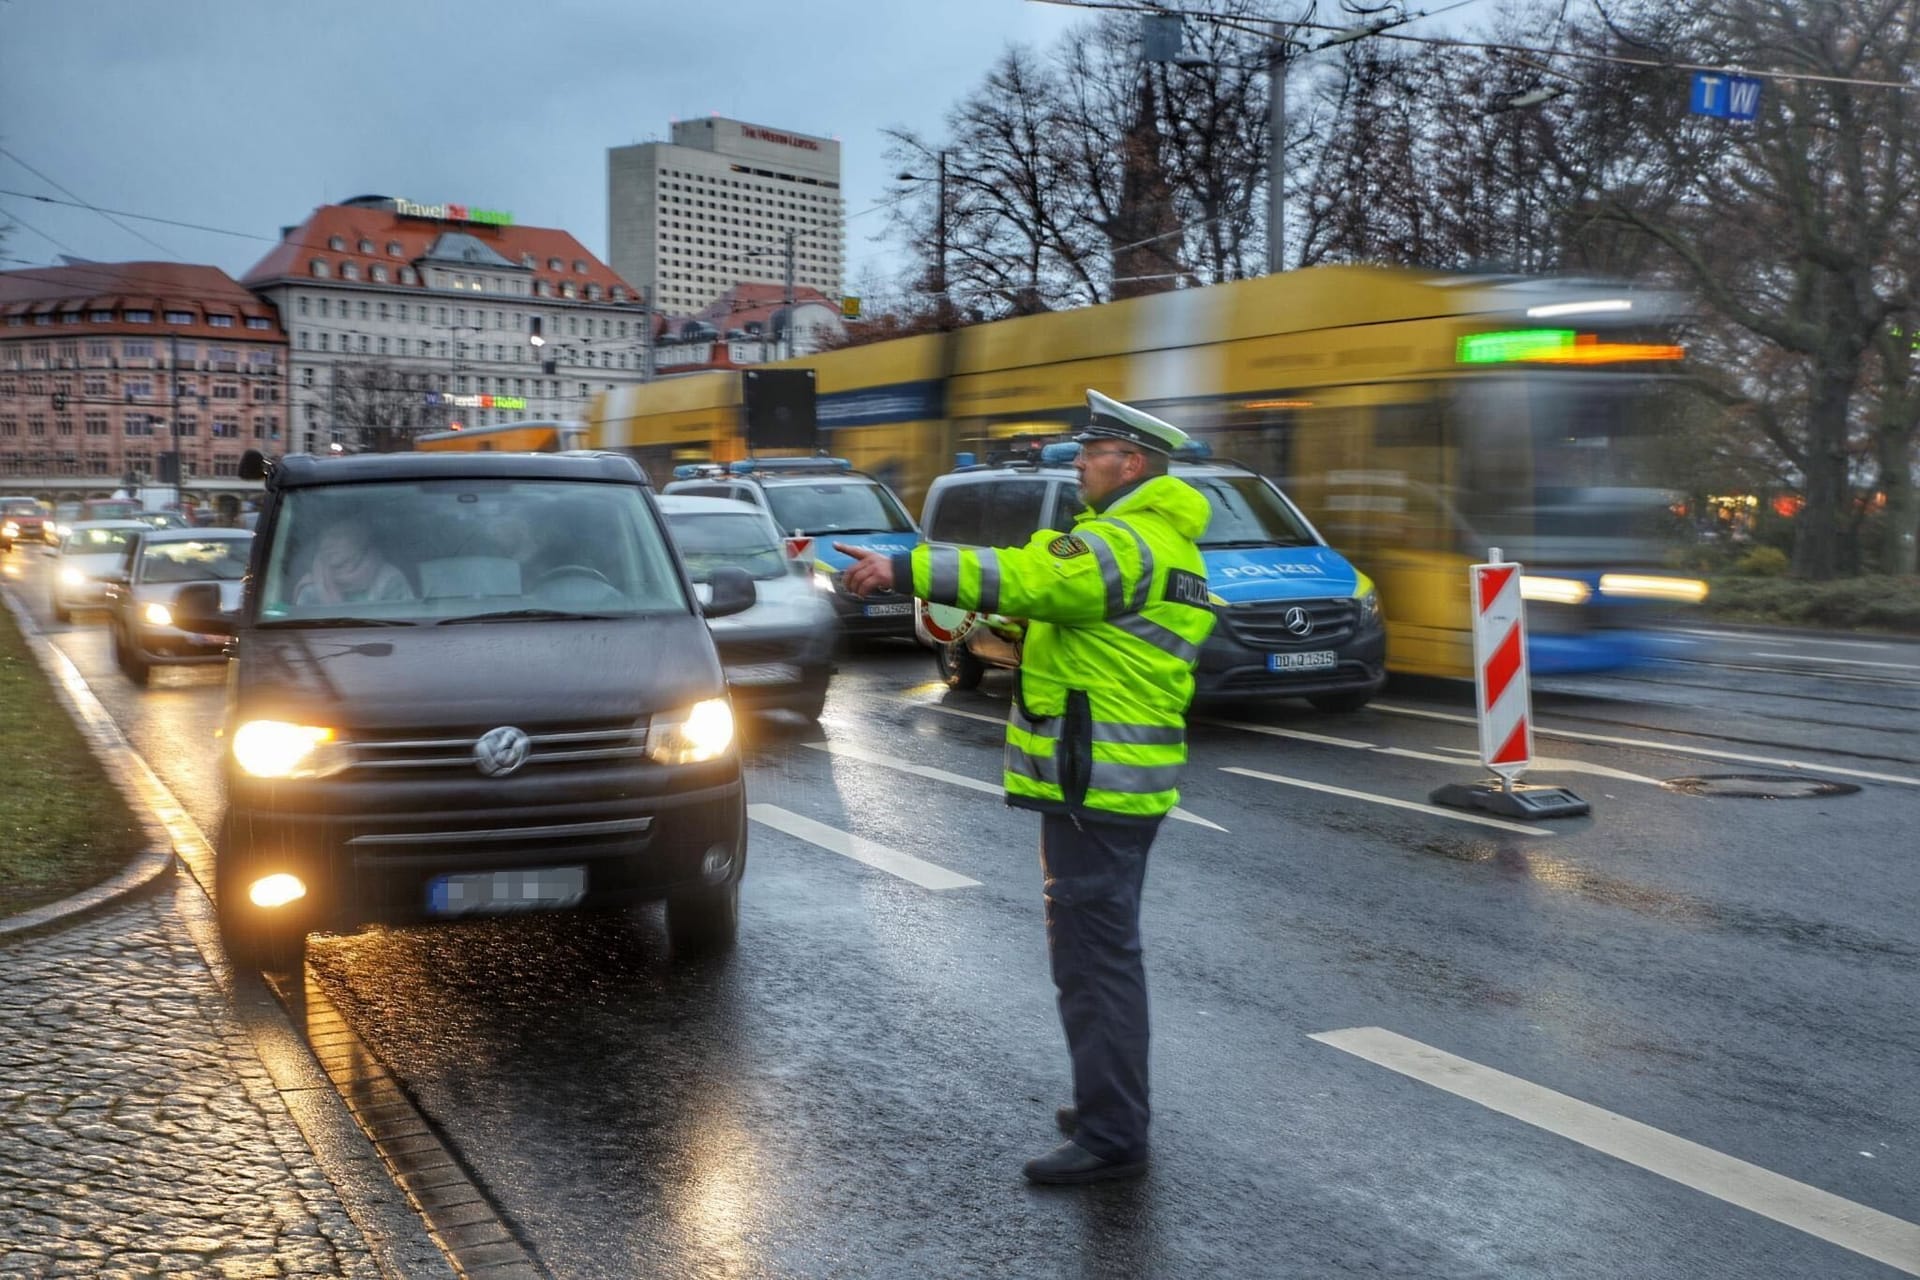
[1691,71,1762,122]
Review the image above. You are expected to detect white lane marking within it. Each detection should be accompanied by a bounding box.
[817,721,1221,832]
[748,804,980,891]
[1311,1027,1920,1276]
[1749,651,1920,671]
[1205,717,1665,787]
[1222,766,1552,835]
[1664,628,1895,651]
[1371,702,1920,788]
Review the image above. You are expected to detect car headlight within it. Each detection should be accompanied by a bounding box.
[646,698,735,764]
[232,720,350,778]
[59,566,85,586]
[142,602,174,627]
[2,521,17,538]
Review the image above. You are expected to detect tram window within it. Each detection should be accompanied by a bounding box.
[1372,401,1445,449]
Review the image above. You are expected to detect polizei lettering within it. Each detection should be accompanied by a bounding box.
[1165,569,1211,607]
[1219,562,1321,577]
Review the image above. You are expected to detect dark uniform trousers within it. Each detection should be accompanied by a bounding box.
[1040,811,1161,1163]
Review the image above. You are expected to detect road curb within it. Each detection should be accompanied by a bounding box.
[0,584,179,940]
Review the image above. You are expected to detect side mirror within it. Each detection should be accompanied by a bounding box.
[172,582,238,636]
[702,565,756,619]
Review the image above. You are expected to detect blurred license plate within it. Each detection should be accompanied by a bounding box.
[427,867,586,917]
[727,661,800,686]
[864,602,912,617]
[1269,650,1337,672]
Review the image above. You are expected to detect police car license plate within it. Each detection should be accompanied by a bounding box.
[726,661,800,686]
[863,602,912,617]
[1269,650,1336,672]
[427,867,586,917]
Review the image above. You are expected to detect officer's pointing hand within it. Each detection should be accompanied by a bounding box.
[833,542,895,597]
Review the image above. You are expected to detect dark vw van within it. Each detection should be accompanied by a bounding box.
[176,449,754,971]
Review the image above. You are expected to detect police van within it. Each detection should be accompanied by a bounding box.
[914,442,1387,711]
[663,457,922,637]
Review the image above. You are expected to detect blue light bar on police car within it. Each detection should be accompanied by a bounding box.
[728,457,852,474]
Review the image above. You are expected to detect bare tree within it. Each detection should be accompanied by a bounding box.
[328,361,440,454]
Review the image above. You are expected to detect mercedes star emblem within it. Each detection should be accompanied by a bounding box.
[473,725,531,777]
[1284,606,1314,637]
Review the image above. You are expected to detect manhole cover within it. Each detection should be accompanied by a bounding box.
[1663,774,1860,799]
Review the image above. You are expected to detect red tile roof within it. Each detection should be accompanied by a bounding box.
[0,261,284,340]
[242,203,638,302]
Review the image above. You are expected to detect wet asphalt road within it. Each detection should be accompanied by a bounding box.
[9,548,1919,1279]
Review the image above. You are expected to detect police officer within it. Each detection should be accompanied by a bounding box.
[836,389,1215,1185]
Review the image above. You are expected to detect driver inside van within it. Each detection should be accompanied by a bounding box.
[293,523,414,605]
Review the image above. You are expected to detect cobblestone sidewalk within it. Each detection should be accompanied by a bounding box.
[0,885,383,1280]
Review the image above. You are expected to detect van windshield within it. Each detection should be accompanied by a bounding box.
[665,511,788,581]
[1188,476,1319,548]
[256,479,687,624]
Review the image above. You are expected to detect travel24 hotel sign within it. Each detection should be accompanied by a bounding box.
[394,198,515,226]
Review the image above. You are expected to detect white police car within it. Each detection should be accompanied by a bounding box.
[663,457,922,637]
[915,442,1387,711]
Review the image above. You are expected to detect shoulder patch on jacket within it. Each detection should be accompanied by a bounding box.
[1165,568,1211,607]
[1048,534,1091,559]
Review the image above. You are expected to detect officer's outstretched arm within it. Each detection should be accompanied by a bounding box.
[910,527,1122,625]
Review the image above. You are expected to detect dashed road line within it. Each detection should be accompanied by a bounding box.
[1371,702,1920,788]
[749,803,981,890]
[1223,766,1553,835]
[1312,1027,1920,1277]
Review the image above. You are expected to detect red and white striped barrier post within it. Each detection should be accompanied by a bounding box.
[1430,549,1590,819]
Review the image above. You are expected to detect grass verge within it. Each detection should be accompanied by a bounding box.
[1699,574,1920,635]
[0,599,147,916]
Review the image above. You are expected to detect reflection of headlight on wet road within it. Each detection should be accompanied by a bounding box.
[143,602,174,627]
[1599,574,1709,603]
[1519,575,1591,606]
[646,698,735,764]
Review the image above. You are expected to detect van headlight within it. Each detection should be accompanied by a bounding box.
[646,698,735,764]
[58,566,85,586]
[1356,584,1383,626]
[142,602,174,627]
[2,521,17,538]
[232,720,349,778]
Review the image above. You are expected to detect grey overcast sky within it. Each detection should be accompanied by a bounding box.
[0,0,1091,290]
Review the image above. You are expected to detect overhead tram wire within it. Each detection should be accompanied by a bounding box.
[1023,0,1920,92]
[0,146,182,259]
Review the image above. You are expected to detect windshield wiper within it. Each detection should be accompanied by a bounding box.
[258,616,419,628]
[434,608,624,625]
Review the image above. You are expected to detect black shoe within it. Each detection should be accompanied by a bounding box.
[1023,1140,1147,1186]
[1055,1105,1077,1136]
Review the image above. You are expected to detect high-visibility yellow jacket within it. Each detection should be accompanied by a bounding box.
[904,474,1216,822]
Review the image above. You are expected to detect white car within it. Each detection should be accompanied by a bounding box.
[103,528,253,685]
[658,494,838,720]
[48,520,148,622]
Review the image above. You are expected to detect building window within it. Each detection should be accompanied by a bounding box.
[358,239,374,254]
[297,297,311,316]
[328,236,345,251]
[208,314,234,328]
[340,263,359,280]
[122,340,153,359]
[89,309,112,322]
[85,413,109,436]
[246,316,271,330]
[387,241,403,257]
[311,259,329,277]
[370,265,390,283]
[86,340,111,360]
[399,268,417,284]
[357,301,369,320]
[548,258,563,271]
[164,310,194,324]
[125,310,152,323]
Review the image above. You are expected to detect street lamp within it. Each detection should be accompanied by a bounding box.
[896,151,953,330]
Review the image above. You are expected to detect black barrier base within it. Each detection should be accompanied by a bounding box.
[1430,779,1591,819]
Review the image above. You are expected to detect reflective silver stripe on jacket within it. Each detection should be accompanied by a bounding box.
[1089,759,1184,794]
[975,551,1001,614]
[926,545,963,601]
[1084,531,1128,619]
[1010,698,1051,735]
[1109,611,1202,663]
[1006,742,1059,785]
[1091,721,1186,747]
[1100,516,1155,613]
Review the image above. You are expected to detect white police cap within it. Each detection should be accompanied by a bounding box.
[1076,389,1190,455]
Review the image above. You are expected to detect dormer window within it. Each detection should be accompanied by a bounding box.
[548,257,563,272]
[310,259,330,277]
[358,239,374,253]
[328,235,345,251]
[573,260,588,274]
[387,241,404,257]
[370,264,390,283]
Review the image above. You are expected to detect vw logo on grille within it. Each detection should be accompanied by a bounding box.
[473,726,531,777]
[1284,606,1314,637]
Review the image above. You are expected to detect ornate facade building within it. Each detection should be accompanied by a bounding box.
[0,261,285,500]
